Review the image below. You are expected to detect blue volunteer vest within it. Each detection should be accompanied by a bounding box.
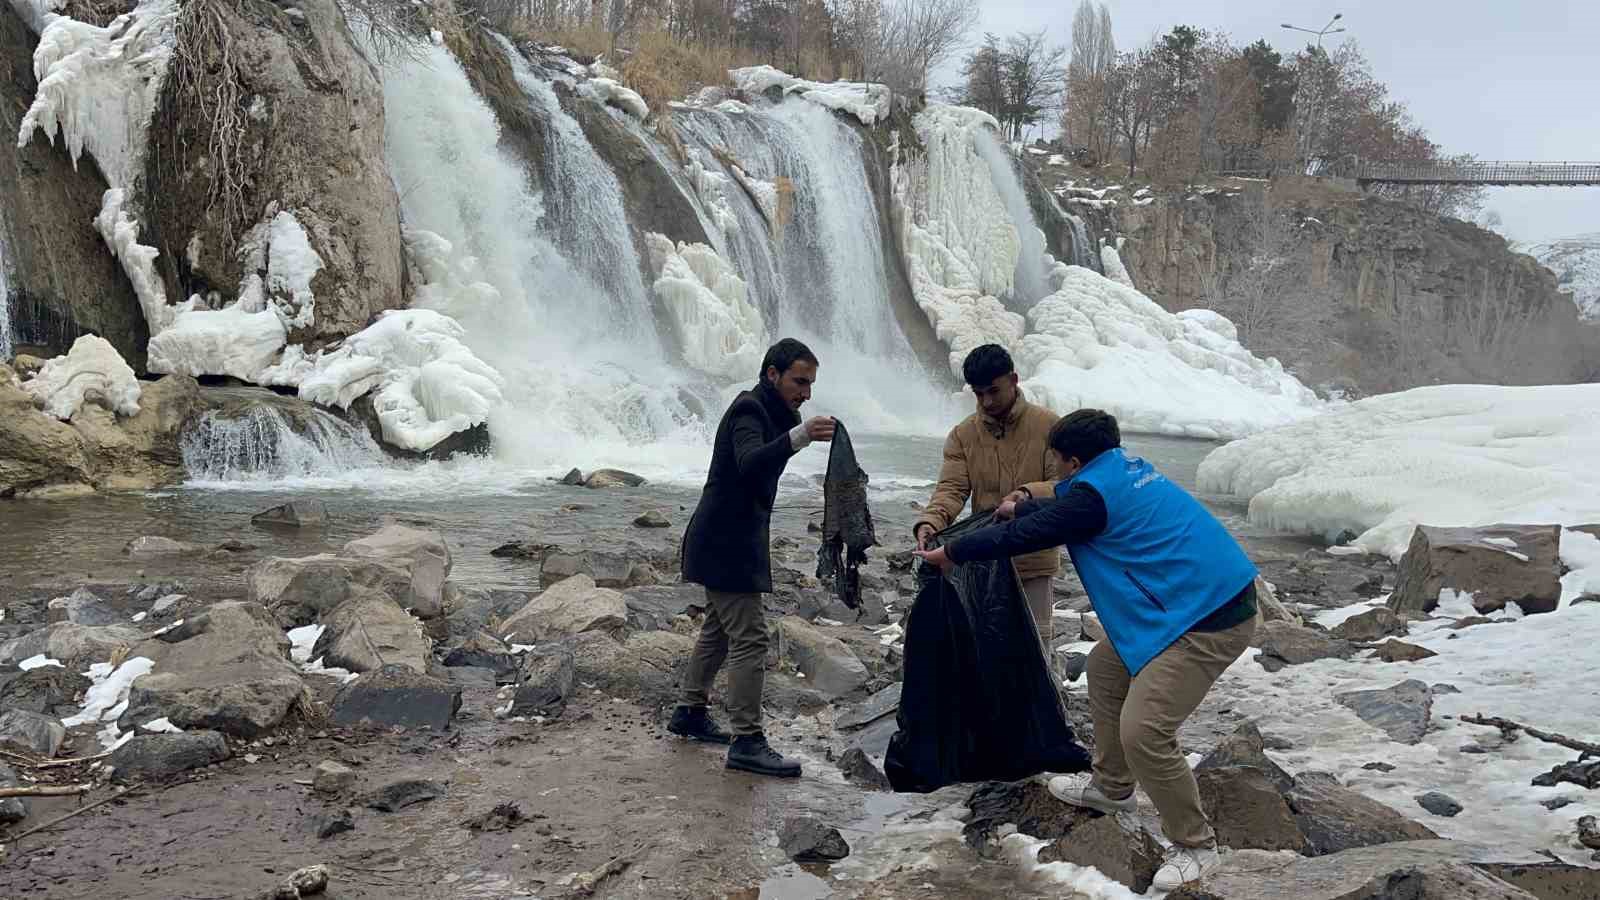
[1058,448,1257,676]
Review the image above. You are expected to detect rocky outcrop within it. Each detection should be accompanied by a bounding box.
[0,5,149,368]
[141,0,405,349]
[1390,524,1563,616]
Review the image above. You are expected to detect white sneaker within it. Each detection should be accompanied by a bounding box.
[1152,844,1222,891]
[1047,775,1137,815]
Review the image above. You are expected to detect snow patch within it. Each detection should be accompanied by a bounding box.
[19,654,64,671]
[1196,383,1600,559]
[1560,529,1600,608]
[147,304,288,382]
[730,65,890,126]
[287,624,324,665]
[646,233,767,382]
[22,333,142,419]
[62,657,153,732]
[140,716,182,733]
[1016,265,1323,440]
[95,189,175,333]
[578,77,648,119]
[264,211,322,330]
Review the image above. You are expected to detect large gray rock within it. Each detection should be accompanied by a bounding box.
[964,779,1095,847]
[1256,621,1358,672]
[246,553,419,627]
[1196,766,1309,853]
[330,665,461,731]
[52,587,122,626]
[622,584,705,633]
[501,575,628,643]
[777,617,869,698]
[1390,524,1563,616]
[511,645,576,717]
[251,500,328,529]
[0,622,144,672]
[1195,721,1293,792]
[779,816,851,862]
[0,364,93,496]
[342,524,452,619]
[836,683,902,731]
[1374,639,1438,663]
[0,708,67,757]
[1037,811,1165,892]
[312,588,431,674]
[120,602,308,738]
[1335,679,1433,744]
[540,550,654,590]
[443,630,520,680]
[837,748,891,791]
[569,630,693,702]
[1332,606,1409,642]
[141,0,405,351]
[0,665,91,713]
[108,731,229,782]
[584,468,646,489]
[1285,772,1439,855]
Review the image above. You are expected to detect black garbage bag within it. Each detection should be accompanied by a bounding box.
[884,511,1091,793]
[815,420,876,613]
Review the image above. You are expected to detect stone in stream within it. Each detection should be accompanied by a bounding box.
[1389,524,1562,616]
[251,500,328,528]
[366,778,444,812]
[342,524,452,619]
[124,535,203,559]
[1415,791,1463,817]
[330,665,461,731]
[0,621,144,672]
[0,709,67,757]
[1195,721,1293,792]
[1331,606,1408,642]
[1285,772,1438,855]
[558,468,584,486]
[632,510,671,528]
[779,816,851,862]
[1538,797,1574,811]
[1036,812,1165,892]
[584,468,646,489]
[1335,679,1433,744]
[1578,815,1600,850]
[1060,651,1089,683]
[108,731,230,782]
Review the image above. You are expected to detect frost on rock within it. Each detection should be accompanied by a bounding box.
[685,148,740,237]
[291,305,505,453]
[1016,265,1322,441]
[148,305,288,382]
[1100,242,1134,288]
[729,164,779,226]
[730,65,891,126]
[646,233,767,382]
[22,334,142,419]
[96,189,175,333]
[578,77,649,119]
[1197,383,1600,560]
[264,211,323,331]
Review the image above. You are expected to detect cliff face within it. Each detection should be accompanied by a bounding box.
[1033,163,1593,395]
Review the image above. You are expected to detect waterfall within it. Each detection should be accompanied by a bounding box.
[973,130,1051,308]
[181,397,389,482]
[1066,213,1099,271]
[0,232,12,362]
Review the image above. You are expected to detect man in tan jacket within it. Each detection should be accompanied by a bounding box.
[914,344,1062,643]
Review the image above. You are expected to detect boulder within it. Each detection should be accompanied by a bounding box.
[51,587,122,626]
[124,536,203,559]
[837,748,891,791]
[500,575,628,643]
[1255,621,1357,672]
[1416,791,1463,817]
[312,589,431,674]
[0,367,93,496]
[1195,721,1293,792]
[489,541,555,560]
[568,630,693,702]
[120,602,308,738]
[330,665,462,731]
[511,645,576,717]
[559,468,585,486]
[0,709,67,757]
[779,816,851,862]
[1036,811,1165,892]
[633,510,671,528]
[777,617,869,698]
[835,683,902,731]
[1374,639,1439,663]
[0,665,91,714]
[71,374,203,491]
[540,550,653,589]
[622,584,705,633]
[1332,607,1409,642]
[1285,772,1439,855]
[584,468,646,489]
[1335,680,1433,744]
[108,731,229,782]
[1390,525,1562,616]
[963,779,1093,846]
[443,587,532,644]
[442,630,520,680]
[0,622,144,672]
[342,524,452,619]
[246,554,419,627]
[251,500,328,529]
[1196,766,1309,853]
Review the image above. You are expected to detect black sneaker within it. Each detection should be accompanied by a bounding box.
[726,734,802,778]
[667,705,732,745]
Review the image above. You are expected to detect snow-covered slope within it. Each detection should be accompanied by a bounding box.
[1197,383,1600,559]
[1521,232,1600,320]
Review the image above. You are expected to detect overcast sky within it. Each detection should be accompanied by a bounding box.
[940,0,1599,243]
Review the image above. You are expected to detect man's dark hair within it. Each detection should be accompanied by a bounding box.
[961,344,1014,387]
[760,337,818,379]
[1049,409,1121,465]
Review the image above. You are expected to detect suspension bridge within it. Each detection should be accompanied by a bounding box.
[1347,160,1600,187]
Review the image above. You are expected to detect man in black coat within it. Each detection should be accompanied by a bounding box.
[671,338,835,777]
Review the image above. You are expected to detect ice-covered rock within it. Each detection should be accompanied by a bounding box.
[730,66,890,125]
[21,335,142,419]
[578,77,649,119]
[646,234,767,382]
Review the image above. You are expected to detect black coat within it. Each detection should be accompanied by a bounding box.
[682,380,801,594]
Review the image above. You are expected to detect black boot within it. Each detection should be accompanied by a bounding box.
[667,705,732,745]
[726,733,802,778]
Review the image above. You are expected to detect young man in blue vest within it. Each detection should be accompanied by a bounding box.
[915,409,1258,890]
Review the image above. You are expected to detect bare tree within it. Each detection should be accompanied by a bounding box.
[1064,0,1114,160]
[872,0,979,95]
[1105,47,1162,178]
[1201,192,1326,358]
[1000,30,1065,142]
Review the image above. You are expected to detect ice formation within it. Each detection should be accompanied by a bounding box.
[22,333,142,419]
[1197,383,1600,559]
[646,233,767,382]
[730,66,891,126]
[577,77,649,119]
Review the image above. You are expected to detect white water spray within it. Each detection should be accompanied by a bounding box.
[181,401,388,482]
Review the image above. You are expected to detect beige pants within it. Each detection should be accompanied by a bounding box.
[681,590,768,736]
[1085,616,1256,847]
[1020,575,1055,646]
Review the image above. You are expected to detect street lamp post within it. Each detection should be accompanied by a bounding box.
[1281,13,1346,48]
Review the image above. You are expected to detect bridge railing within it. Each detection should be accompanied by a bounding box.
[1348,160,1600,186]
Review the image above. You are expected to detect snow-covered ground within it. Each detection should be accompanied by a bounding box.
[729,65,890,125]
[1198,383,1600,559]
[1521,232,1600,320]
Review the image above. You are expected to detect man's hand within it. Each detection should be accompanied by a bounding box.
[914,546,955,576]
[914,523,935,551]
[805,416,836,442]
[1002,488,1031,505]
[993,500,1019,522]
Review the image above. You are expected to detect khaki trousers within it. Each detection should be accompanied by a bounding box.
[680,590,767,736]
[1020,575,1055,646]
[1085,616,1256,847]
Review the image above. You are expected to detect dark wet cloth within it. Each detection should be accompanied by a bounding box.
[885,512,1092,793]
[681,380,800,594]
[815,420,875,612]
